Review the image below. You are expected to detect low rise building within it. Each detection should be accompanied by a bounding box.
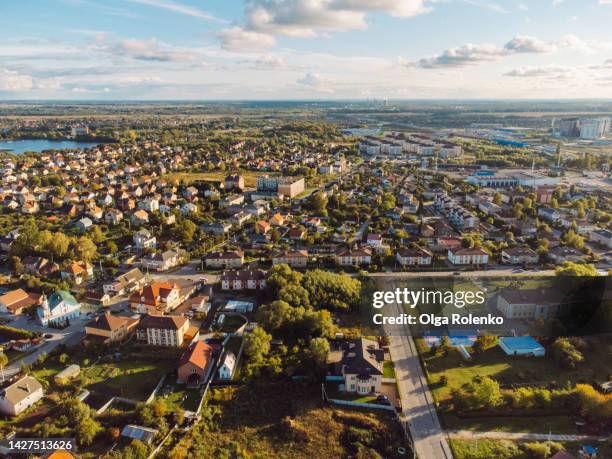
[220,269,267,290]
[0,376,44,416]
[447,247,489,266]
[204,250,244,269]
[136,314,190,347]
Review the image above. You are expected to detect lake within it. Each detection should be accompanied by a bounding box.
[0,139,101,154]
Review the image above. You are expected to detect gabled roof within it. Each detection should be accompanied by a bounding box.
[138,313,187,331]
[0,375,42,405]
[179,340,213,370]
[340,338,383,378]
[86,312,129,332]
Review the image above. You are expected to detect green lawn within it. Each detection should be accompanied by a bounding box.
[383,361,396,378]
[422,341,611,403]
[450,438,522,459]
[443,413,579,435]
[77,359,172,401]
[163,386,202,412]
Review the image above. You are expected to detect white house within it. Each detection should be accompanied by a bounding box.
[133,229,157,250]
[447,247,489,265]
[218,352,237,380]
[396,247,433,266]
[335,248,372,266]
[36,291,81,327]
[0,376,44,416]
[220,269,267,290]
[338,338,384,394]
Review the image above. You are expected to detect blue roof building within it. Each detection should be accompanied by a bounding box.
[499,336,545,357]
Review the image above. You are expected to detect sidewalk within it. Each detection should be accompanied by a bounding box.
[448,430,609,442]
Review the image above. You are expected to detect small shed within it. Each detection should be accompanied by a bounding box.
[121,424,159,444]
[54,364,81,384]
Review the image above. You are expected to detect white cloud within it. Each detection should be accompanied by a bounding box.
[0,69,34,91]
[127,0,223,22]
[297,72,334,92]
[404,36,550,69]
[218,27,277,52]
[503,35,552,53]
[503,64,575,78]
[108,38,198,62]
[220,0,429,51]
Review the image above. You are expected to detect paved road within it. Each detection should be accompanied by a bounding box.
[385,300,453,459]
[448,430,609,442]
[1,314,90,382]
[369,268,556,278]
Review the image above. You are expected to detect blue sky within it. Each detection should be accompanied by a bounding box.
[2,0,612,99]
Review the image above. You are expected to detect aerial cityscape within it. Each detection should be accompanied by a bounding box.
[1,1,612,459]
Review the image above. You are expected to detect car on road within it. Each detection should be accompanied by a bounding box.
[44,333,53,339]
[375,394,391,405]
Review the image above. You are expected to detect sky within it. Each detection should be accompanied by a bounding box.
[2,0,612,100]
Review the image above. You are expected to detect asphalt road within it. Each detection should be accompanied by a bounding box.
[1,314,90,382]
[385,300,454,459]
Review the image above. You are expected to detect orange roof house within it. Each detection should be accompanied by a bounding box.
[129,282,181,313]
[177,340,214,386]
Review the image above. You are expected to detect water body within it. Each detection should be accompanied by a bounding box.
[0,139,101,154]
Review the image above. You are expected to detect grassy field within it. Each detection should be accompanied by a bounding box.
[162,170,279,187]
[78,359,171,400]
[422,341,612,403]
[168,381,409,459]
[443,413,579,434]
[450,439,612,459]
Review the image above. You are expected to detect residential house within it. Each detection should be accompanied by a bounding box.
[538,207,561,223]
[0,376,44,416]
[335,248,372,266]
[103,268,146,296]
[136,314,190,347]
[220,269,267,290]
[201,221,231,235]
[396,247,433,267]
[447,247,489,265]
[60,261,93,285]
[218,352,236,380]
[497,288,566,320]
[131,209,149,225]
[129,282,181,314]
[337,338,384,394]
[0,289,40,315]
[84,312,139,345]
[105,209,123,225]
[177,340,214,385]
[501,246,539,265]
[590,228,612,249]
[548,246,586,264]
[205,250,244,269]
[140,248,185,272]
[133,229,156,250]
[76,217,93,231]
[36,291,81,327]
[272,249,309,268]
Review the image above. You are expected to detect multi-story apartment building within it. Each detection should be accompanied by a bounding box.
[271,249,309,267]
[205,250,245,269]
[136,314,190,347]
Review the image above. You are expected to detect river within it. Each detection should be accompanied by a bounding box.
[0,139,101,154]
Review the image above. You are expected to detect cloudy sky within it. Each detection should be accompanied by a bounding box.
[2,0,612,99]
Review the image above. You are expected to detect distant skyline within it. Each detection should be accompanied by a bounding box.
[2,0,612,100]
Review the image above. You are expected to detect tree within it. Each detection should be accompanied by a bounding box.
[47,232,71,260]
[555,262,598,277]
[177,219,197,244]
[302,269,361,311]
[73,236,97,262]
[0,352,7,381]
[309,337,330,372]
[244,326,272,363]
[310,192,328,214]
[493,192,502,205]
[90,225,105,244]
[472,376,503,408]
